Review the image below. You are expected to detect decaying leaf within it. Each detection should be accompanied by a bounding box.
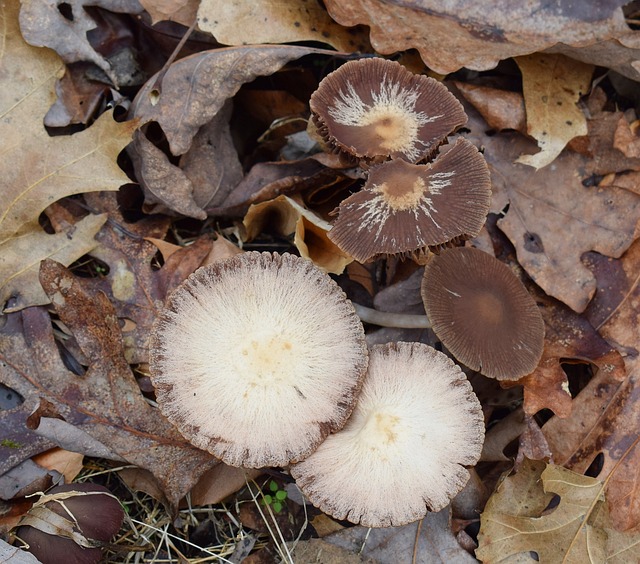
[77,192,213,364]
[197,0,370,52]
[0,1,136,311]
[515,53,592,169]
[131,44,334,156]
[0,264,218,511]
[476,459,640,562]
[323,1,640,80]
[464,104,640,313]
[507,292,627,418]
[326,507,477,563]
[454,82,526,133]
[19,0,143,85]
[139,0,198,25]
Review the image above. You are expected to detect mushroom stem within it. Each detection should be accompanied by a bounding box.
[352,303,432,329]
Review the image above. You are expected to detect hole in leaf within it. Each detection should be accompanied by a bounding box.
[585,452,604,478]
[57,2,73,21]
[561,361,593,398]
[68,255,110,278]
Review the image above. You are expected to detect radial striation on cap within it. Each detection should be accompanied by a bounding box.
[421,247,545,380]
[291,341,485,528]
[149,252,369,468]
[310,58,467,163]
[327,138,492,262]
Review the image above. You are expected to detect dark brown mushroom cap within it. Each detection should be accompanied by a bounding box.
[17,483,124,564]
[290,342,484,528]
[310,58,467,162]
[149,252,369,468]
[327,138,491,262]
[421,247,545,380]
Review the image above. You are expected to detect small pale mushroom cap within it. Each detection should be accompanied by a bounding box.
[149,252,368,468]
[327,138,491,262]
[310,58,467,163]
[421,247,545,380]
[290,341,485,528]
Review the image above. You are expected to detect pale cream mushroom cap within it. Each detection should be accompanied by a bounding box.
[290,342,485,527]
[149,252,368,468]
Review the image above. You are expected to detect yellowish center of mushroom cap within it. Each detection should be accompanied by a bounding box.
[239,333,296,388]
[361,105,419,154]
[358,409,402,449]
[376,177,426,211]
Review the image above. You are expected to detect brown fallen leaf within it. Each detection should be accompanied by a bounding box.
[19,0,143,86]
[476,459,640,562]
[463,104,640,313]
[323,1,640,80]
[508,293,627,418]
[515,53,592,169]
[1,263,218,512]
[77,192,213,364]
[131,44,336,156]
[44,63,110,127]
[453,82,526,133]
[197,0,370,52]
[0,1,136,311]
[326,506,477,563]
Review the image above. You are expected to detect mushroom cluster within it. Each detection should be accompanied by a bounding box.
[149,251,486,526]
[310,58,492,262]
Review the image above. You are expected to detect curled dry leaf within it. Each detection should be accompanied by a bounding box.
[131,44,336,156]
[515,53,593,170]
[139,0,199,25]
[1,261,219,511]
[323,0,640,80]
[197,0,370,52]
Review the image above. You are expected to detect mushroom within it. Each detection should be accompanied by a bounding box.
[421,246,545,380]
[290,341,485,528]
[327,138,491,262]
[310,58,467,163]
[149,251,369,468]
[16,483,124,564]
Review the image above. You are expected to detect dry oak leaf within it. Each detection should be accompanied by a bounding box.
[197,0,370,53]
[515,53,593,170]
[323,0,640,81]
[131,44,336,156]
[19,0,143,85]
[463,105,640,313]
[78,192,213,364]
[476,459,640,563]
[0,0,136,310]
[542,366,640,532]
[139,0,198,25]
[1,261,218,512]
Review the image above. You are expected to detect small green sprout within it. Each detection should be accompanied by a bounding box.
[261,480,288,513]
[1,439,22,448]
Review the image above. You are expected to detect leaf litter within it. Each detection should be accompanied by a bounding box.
[2,0,640,562]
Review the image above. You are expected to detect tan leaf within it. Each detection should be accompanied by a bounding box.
[454,82,526,133]
[476,460,640,562]
[0,214,106,312]
[323,1,640,81]
[197,0,370,52]
[0,1,135,310]
[515,54,592,169]
[139,0,198,26]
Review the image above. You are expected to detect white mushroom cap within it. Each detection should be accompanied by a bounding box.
[149,252,368,468]
[290,342,485,527]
